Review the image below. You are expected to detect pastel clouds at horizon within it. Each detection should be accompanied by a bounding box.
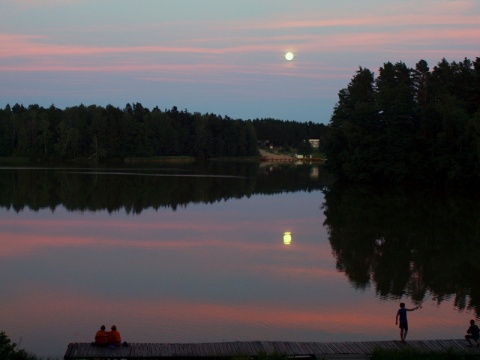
[1,0,479,122]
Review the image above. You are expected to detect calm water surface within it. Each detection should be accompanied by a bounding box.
[0,163,478,358]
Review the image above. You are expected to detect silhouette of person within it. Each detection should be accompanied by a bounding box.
[395,302,419,343]
[107,325,122,346]
[465,319,480,347]
[94,325,108,346]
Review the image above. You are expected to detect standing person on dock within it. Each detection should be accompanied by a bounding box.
[465,319,480,347]
[395,302,419,343]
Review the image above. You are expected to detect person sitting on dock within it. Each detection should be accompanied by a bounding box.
[94,325,108,346]
[107,325,122,346]
[465,319,480,347]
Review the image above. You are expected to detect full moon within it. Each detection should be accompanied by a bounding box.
[285,52,294,61]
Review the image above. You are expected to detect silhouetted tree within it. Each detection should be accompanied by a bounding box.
[323,57,480,190]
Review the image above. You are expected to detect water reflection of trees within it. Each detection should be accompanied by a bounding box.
[0,162,331,213]
[322,184,480,316]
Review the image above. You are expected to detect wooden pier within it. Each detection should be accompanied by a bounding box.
[64,339,480,360]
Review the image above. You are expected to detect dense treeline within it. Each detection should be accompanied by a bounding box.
[0,104,257,160]
[322,57,480,189]
[0,103,325,162]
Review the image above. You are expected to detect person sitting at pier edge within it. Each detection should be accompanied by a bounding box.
[94,325,108,346]
[107,325,122,346]
[465,319,480,347]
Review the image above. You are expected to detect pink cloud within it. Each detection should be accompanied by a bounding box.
[0,34,223,58]
[235,10,480,31]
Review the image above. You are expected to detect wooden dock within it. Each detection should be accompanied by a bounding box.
[64,339,480,359]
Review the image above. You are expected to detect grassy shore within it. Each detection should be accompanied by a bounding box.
[371,348,480,360]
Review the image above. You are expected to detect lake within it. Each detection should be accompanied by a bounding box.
[0,162,479,358]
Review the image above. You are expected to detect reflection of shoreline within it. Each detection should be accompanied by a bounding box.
[0,164,327,213]
[324,184,480,317]
[65,170,248,179]
[259,161,293,168]
[258,150,325,167]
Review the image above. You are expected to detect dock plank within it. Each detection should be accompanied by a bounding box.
[252,341,265,355]
[430,340,448,352]
[198,343,209,357]
[260,341,276,356]
[311,341,333,354]
[224,342,239,357]
[334,342,352,353]
[308,341,325,355]
[342,341,364,354]
[420,339,441,352]
[249,341,260,356]
[292,341,309,355]
[240,341,252,355]
[203,342,213,357]
[350,341,371,354]
[218,342,230,357]
[327,342,343,354]
[296,341,315,355]
[213,342,224,357]
[317,342,338,354]
[273,341,289,355]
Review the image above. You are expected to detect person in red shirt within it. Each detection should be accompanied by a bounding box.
[94,325,108,346]
[107,325,122,346]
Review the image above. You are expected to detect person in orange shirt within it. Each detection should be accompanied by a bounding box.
[107,325,122,346]
[94,325,108,346]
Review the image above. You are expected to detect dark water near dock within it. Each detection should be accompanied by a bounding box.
[0,162,479,358]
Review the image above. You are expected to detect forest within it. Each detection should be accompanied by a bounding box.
[0,103,325,162]
[1,56,479,190]
[322,57,480,189]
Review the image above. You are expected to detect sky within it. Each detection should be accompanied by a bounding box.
[1,0,479,124]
